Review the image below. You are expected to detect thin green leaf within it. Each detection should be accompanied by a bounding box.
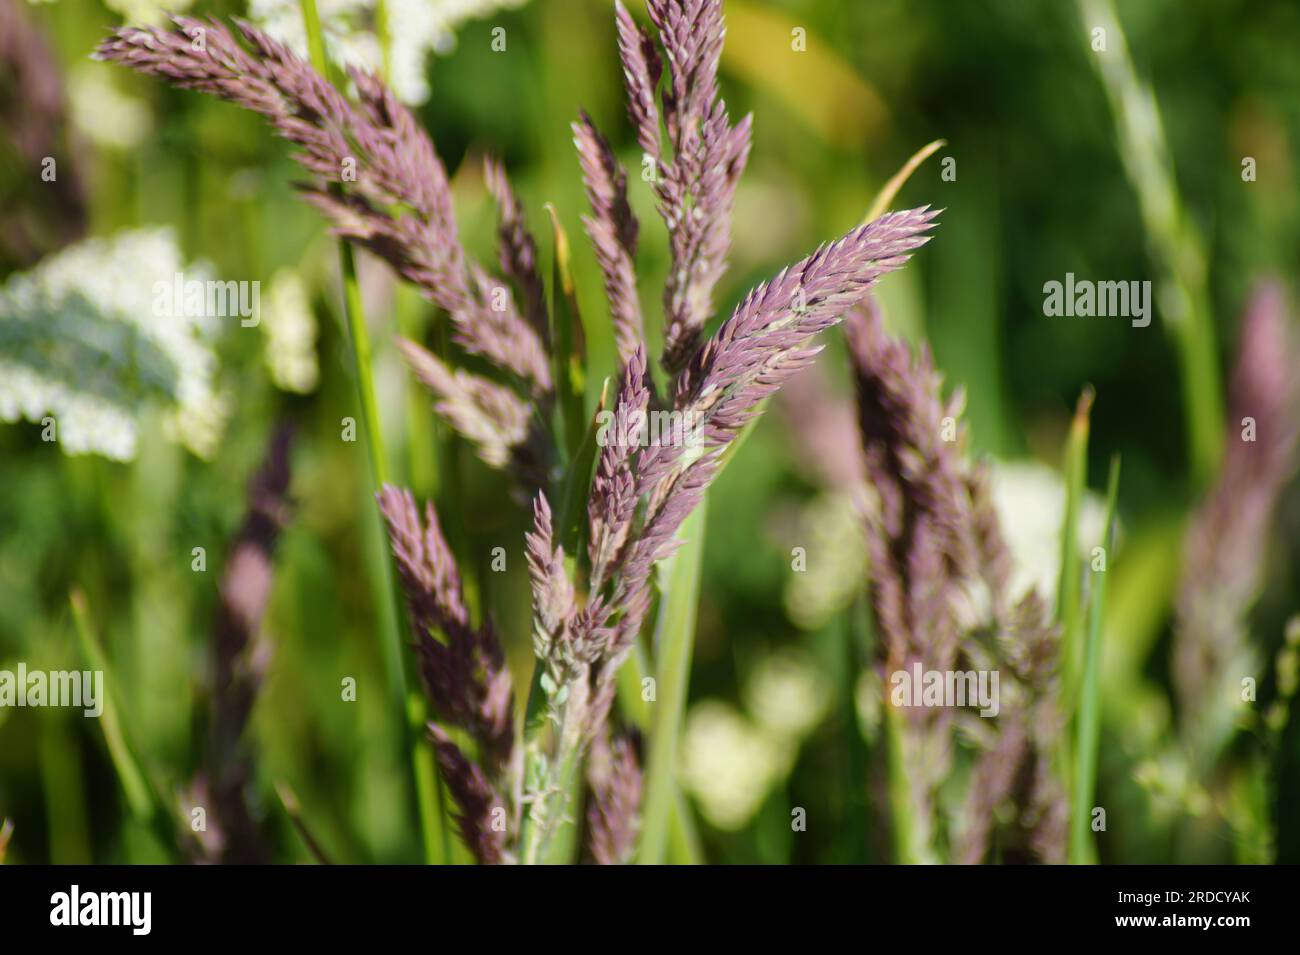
[1070,454,1120,864]
[558,377,611,559]
[1057,386,1094,709]
[274,781,336,865]
[69,589,178,851]
[1077,0,1222,487]
[616,639,703,864]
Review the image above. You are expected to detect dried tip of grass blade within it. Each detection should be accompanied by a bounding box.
[273,781,335,865]
[863,139,947,225]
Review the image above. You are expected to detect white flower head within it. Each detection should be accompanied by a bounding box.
[0,228,229,461]
[248,0,529,105]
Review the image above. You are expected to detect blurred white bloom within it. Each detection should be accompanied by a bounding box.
[744,649,829,740]
[987,460,1107,606]
[262,269,319,393]
[69,65,152,151]
[249,0,529,105]
[782,490,867,629]
[0,228,228,461]
[680,701,790,831]
[103,0,194,25]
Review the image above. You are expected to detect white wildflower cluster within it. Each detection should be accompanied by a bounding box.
[248,0,529,105]
[262,269,319,394]
[0,228,228,461]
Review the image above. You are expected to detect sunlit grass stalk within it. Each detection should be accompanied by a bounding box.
[374,0,392,82]
[1078,0,1222,488]
[637,501,707,864]
[616,639,702,863]
[513,212,596,866]
[297,0,444,863]
[1070,455,1120,864]
[883,701,922,863]
[627,418,749,864]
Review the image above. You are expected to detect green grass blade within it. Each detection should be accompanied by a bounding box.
[1057,387,1094,708]
[637,500,708,864]
[616,639,703,864]
[546,204,588,462]
[557,378,610,558]
[274,781,337,865]
[70,589,152,820]
[70,589,179,852]
[1070,454,1121,864]
[883,697,926,864]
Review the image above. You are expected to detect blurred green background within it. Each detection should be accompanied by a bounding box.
[1,0,1298,864]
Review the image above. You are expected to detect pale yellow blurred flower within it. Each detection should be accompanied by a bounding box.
[782,491,867,629]
[69,65,152,151]
[262,269,319,394]
[680,701,790,831]
[744,649,829,740]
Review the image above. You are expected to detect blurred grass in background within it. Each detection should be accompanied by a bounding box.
[1,0,1298,863]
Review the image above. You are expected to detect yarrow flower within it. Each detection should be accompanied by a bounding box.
[0,227,228,461]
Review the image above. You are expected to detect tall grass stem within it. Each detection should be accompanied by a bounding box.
[1070,455,1121,863]
[297,0,443,863]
